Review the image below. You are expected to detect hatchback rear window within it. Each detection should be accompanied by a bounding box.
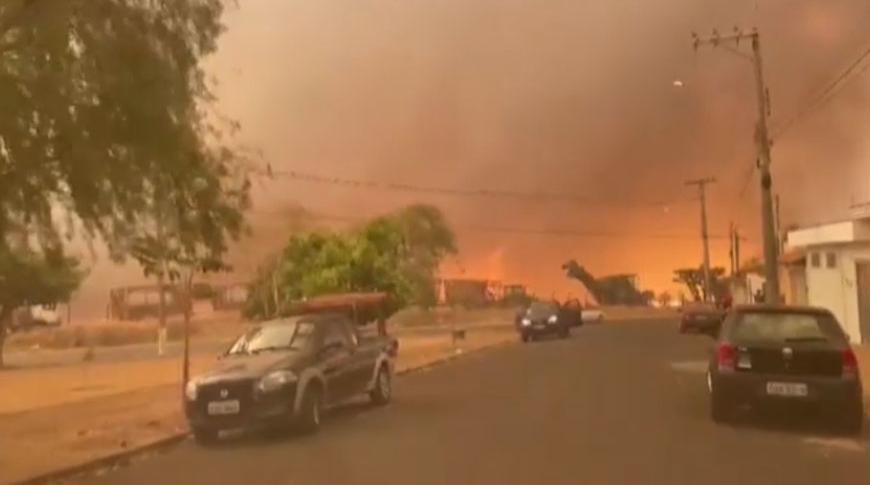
[731,312,845,343]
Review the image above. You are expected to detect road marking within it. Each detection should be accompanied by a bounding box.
[669,360,708,374]
[802,437,866,454]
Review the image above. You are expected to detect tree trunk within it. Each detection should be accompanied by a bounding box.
[182,272,193,389]
[156,269,167,356]
[0,325,6,368]
[0,307,12,368]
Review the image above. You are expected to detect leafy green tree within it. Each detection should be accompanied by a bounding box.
[244,205,456,319]
[0,1,248,359]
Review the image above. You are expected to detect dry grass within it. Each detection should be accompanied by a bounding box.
[7,320,201,350]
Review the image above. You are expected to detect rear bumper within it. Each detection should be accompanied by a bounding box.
[518,323,567,336]
[714,371,862,409]
[185,384,298,432]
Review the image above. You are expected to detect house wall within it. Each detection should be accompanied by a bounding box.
[804,244,870,343]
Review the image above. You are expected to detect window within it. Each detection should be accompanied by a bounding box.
[731,312,846,343]
[826,252,837,269]
[323,320,352,349]
[810,252,821,268]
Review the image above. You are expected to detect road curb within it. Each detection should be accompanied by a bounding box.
[9,336,516,485]
[11,433,188,485]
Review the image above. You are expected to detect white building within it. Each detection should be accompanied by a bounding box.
[787,214,870,343]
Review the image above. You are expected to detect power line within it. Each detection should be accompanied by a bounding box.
[253,167,695,210]
[250,207,752,243]
[771,42,870,140]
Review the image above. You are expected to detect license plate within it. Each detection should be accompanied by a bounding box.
[766,382,808,397]
[207,400,240,415]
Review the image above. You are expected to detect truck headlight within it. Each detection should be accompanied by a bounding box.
[548,315,558,324]
[521,318,531,326]
[257,370,297,394]
[184,380,199,401]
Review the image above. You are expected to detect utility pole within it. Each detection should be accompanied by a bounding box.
[729,222,736,276]
[686,177,716,302]
[692,28,780,304]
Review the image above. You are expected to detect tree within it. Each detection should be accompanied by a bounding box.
[0,245,83,366]
[673,266,727,303]
[657,291,672,308]
[1,1,237,249]
[0,1,248,358]
[244,205,456,319]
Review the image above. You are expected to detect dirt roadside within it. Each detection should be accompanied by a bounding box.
[0,325,517,485]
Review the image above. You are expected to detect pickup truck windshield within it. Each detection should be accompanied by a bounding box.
[227,321,317,355]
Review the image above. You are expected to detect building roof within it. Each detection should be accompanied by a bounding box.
[779,248,806,266]
[787,215,870,247]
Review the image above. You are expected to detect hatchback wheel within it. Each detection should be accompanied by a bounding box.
[836,401,864,435]
[709,375,732,423]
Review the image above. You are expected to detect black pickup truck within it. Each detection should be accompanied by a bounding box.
[184,312,398,443]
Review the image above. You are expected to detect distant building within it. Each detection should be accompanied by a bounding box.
[436,278,502,307]
[787,213,870,343]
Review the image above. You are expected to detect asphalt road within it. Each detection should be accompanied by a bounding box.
[65,319,870,485]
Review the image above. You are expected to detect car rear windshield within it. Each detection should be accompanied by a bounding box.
[730,312,846,343]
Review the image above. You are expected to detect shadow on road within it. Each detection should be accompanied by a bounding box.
[722,408,869,442]
[201,399,382,450]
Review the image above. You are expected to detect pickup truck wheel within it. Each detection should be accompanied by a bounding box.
[296,387,322,434]
[192,427,219,445]
[520,333,530,343]
[370,366,392,405]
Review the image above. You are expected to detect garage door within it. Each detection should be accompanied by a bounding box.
[856,262,870,344]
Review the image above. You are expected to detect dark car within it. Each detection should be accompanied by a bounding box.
[680,303,725,335]
[184,313,398,444]
[707,305,863,434]
[516,301,576,342]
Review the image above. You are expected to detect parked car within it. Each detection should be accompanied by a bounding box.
[679,302,724,335]
[581,305,605,323]
[515,301,575,342]
[707,305,863,434]
[184,312,398,444]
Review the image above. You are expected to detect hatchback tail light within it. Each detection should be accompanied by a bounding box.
[717,341,736,372]
[842,348,859,378]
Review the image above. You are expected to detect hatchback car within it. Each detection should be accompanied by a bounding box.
[516,301,574,342]
[707,305,863,434]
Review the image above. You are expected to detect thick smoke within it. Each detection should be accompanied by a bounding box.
[71,0,870,319]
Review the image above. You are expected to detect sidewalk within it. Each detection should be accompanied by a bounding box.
[0,326,516,484]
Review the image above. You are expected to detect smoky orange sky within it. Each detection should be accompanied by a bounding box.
[71,0,870,318]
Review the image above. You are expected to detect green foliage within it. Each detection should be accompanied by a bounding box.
[244,205,456,320]
[0,243,84,365]
[0,0,246,254]
[0,1,246,359]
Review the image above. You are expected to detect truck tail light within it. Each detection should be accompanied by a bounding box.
[717,341,736,372]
